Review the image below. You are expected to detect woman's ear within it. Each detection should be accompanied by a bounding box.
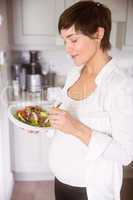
[96,27,105,40]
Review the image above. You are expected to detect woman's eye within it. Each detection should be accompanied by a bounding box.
[71,40,77,43]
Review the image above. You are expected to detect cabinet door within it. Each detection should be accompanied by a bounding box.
[0,0,9,50]
[56,0,78,45]
[125,0,133,47]
[10,124,53,179]
[10,0,64,50]
[64,0,77,9]
[92,0,128,48]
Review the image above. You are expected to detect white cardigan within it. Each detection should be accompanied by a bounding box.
[48,58,133,200]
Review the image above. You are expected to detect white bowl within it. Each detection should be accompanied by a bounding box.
[8,101,53,132]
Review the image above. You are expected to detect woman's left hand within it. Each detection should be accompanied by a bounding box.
[48,107,92,144]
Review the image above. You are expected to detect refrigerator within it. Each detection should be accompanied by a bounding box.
[0,51,14,200]
[0,0,14,198]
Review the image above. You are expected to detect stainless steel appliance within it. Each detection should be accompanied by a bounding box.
[26,74,42,92]
[26,51,42,93]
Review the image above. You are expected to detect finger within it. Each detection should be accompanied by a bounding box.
[49,110,60,115]
[49,107,63,114]
[49,117,60,124]
[50,122,60,129]
[49,119,60,126]
[48,114,61,121]
[49,106,59,112]
[49,110,66,118]
[48,113,62,122]
[48,111,59,116]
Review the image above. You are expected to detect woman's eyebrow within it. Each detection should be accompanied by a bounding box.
[66,33,75,38]
[62,33,79,40]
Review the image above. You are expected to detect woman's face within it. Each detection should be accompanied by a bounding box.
[61,25,99,66]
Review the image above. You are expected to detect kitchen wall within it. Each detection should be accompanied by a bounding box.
[8,0,133,84]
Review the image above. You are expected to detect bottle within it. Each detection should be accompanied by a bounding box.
[20,64,27,91]
[27,51,42,74]
[11,64,21,98]
[11,64,21,81]
[26,51,42,94]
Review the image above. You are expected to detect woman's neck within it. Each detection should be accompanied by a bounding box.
[84,50,111,77]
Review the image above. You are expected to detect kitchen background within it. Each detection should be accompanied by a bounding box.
[0,0,133,200]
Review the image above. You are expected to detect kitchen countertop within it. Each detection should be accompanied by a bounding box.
[5,85,63,105]
[3,87,49,105]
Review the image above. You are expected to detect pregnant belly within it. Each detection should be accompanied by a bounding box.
[49,131,88,186]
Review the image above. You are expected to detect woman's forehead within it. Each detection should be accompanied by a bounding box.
[60,25,81,39]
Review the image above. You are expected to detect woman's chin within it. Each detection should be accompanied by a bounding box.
[73,60,84,67]
[72,59,82,66]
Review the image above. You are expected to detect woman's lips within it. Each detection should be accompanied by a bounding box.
[71,55,78,59]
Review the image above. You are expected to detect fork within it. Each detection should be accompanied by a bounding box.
[44,102,62,123]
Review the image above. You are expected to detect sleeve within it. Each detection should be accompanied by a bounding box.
[87,78,133,166]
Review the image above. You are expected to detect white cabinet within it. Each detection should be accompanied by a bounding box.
[10,124,54,180]
[97,0,127,21]
[64,0,77,9]
[0,0,9,50]
[9,0,129,50]
[9,0,64,50]
[9,0,132,50]
[9,0,80,49]
[125,0,133,48]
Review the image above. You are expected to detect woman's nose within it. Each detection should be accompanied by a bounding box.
[65,43,73,54]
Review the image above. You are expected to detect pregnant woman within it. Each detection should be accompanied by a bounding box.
[48,1,133,200]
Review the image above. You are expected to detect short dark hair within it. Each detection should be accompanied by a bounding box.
[58,1,112,51]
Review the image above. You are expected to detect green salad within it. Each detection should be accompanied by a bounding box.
[14,105,51,127]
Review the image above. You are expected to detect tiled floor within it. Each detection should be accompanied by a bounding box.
[11,180,55,200]
[11,178,133,200]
